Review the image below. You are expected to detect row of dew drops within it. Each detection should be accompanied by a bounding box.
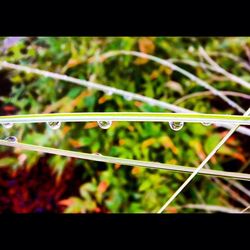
[2,120,211,144]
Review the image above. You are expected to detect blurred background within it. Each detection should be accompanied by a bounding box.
[0,37,249,213]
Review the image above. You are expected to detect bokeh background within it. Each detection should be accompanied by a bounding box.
[0,37,249,213]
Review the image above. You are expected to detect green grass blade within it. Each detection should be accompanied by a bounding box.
[0,112,249,125]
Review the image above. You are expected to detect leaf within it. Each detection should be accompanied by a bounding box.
[58,198,74,207]
[138,37,155,54]
[204,134,221,155]
[105,189,123,212]
[189,123,208,136]
[134,57,149,65]
[217,145,246,163]
[134,38,155,65]
[141,138,156,149]
[63,197,85,213]
[131,167,141,175]
[0,157,17,167]
[65,58,82,69]
[139,180,152,192]
[98,180,109,193]
[49,155,68,178]
[84,122,98,129]
[98,96,108,104]
[165,81,184,95]
[68,138,83,148]
[160,135,178,154]
[67,87,82,99]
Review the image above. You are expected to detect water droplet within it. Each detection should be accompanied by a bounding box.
[97,121,112,129]
[169,121,184,131]
[124,94,133,101]
[47,121,61,130]
[2,122,14,129]
[92,153,102,156]
[5,136,17,143]
[202,122,211,126]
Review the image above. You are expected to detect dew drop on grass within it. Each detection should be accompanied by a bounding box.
[97,121,112,129]
[2,122,14,129]
[47,121,61,130]
[202,122,212,126]
[169,121,184,131]
[92,153,102,156]
[5,136,17,143]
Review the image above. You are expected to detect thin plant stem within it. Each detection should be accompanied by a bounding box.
[168,58,250,83]
[199,46,250,89]
[174,91,250,105]
[239,158,250,173]
[227,180,250,198]
[198,154,250,209]
[0,140,250,181]
[207,51,250,72]
[241,205,250,213]
[182,204,241,213]
[0,61,188,114]
[0,112,249,125]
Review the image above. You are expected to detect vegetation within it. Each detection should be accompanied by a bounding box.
[0,37,249,213]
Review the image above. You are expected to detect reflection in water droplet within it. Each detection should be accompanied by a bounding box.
[5,136,17,143]
[169,121,184,131]
[97,121,112,129]
[202,122,211,126]
[47,121,61,130]
[2,122,14,129]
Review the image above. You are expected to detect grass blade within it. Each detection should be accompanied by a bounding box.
[199,46,250,89]
[0,112,249,125]
[174,91,250,105]
[182,204,241,213]
[0,140,250,181]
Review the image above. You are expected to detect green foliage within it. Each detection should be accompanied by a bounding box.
[0,37,249,213]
